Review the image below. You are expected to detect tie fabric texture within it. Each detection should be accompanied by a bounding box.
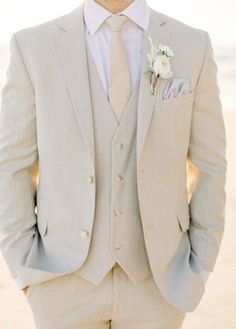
[106,15,131,122]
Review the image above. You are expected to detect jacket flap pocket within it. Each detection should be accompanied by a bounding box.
[177,203,190,232]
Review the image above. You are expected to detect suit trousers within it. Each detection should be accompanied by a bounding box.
[24,263,186,329]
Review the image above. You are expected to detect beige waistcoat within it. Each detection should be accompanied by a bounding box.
[75,45,152,285]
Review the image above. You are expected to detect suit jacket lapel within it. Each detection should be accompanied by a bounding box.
[136,9,172,161]
[55,4,172,168]
[55,3,95,168]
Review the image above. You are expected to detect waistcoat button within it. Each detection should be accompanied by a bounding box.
[113,208,122,216]
[117,174,124,181]
[116,142,124,149]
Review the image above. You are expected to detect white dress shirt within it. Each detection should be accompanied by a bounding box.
[83,0,150,96]
[83,0,210,285]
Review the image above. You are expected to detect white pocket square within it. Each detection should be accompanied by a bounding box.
[162,78,190,100]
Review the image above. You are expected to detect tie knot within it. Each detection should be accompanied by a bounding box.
[106,15,129,32]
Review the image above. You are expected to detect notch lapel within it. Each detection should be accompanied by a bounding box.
[55,4,172,168]
[136,9,172,162]
[55,3,95,167]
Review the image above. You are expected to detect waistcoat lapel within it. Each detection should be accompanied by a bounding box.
[136,9,172,161]
[86,42,141,126]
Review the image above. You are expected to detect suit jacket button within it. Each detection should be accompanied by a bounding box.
[80,229,90,239]
[114,243,123,250]
[88,175,94,184]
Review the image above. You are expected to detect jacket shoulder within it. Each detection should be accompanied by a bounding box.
[12,5,82,45]
[151,9,209,48]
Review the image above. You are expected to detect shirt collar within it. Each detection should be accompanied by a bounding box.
[84,0,150,35]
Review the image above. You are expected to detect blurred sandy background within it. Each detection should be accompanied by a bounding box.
[0,0,236,328]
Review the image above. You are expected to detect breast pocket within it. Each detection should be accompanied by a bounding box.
[159,91,195,112]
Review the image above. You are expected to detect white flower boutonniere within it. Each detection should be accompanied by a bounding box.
[147,36,174,95]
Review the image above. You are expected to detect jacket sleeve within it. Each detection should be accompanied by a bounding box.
[187,31,227,272]
[0,33,38,280]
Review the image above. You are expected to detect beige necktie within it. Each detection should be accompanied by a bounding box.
[106,15,131,122]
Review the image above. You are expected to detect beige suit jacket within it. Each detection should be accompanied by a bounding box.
[0,3,227,312]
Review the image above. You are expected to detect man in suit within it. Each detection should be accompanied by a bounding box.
[0,0,227,328]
